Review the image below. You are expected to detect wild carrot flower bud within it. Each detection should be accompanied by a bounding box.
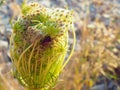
[10,2,75,90]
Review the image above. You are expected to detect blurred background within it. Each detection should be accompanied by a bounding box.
[0,0,120,90]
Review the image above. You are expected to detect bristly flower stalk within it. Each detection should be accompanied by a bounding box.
[10,2,75,90]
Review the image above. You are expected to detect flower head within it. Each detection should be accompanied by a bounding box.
[10,2,75,90]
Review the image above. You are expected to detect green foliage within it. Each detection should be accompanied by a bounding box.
[0,0,5,6]
[13,20,25,32]
[42,21,60,37]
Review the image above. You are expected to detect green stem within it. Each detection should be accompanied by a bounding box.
[62,25,76,70]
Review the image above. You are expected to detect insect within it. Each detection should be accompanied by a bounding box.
[41,36,52,46]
